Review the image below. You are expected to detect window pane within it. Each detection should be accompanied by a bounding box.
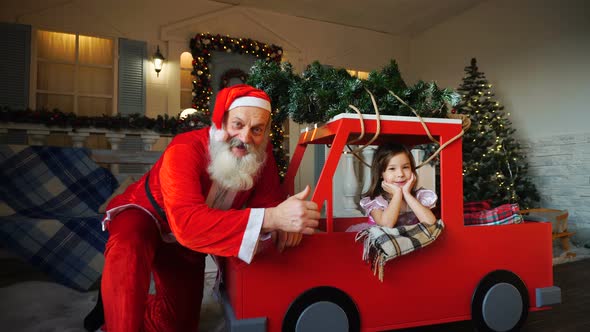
[180,52,193,69]
[37,93,74,113]
[78,66,113,95]
[37,30,75,62]
[181,91,193,109]
[37,62,75,92]
[357,71,369,80]
[78,96,112,117]
[181,69,194,90]
[79,35,113,66]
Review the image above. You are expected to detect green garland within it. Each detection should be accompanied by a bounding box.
[0,107,182,134]
[247,59,461,125]
[246,59,461,175]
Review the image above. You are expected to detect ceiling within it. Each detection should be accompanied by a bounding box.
[210,0,489,36]
[2,0,488,37]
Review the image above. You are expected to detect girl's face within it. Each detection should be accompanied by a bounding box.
[381,152,413,188]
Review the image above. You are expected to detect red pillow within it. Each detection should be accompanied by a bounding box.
[464,203,522,226]
[464,200,492,213]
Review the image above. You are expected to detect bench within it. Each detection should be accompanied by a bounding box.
[521,208,576,257]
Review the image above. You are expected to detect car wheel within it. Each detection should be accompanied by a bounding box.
[472,270,529,332]
[282,286,360,332]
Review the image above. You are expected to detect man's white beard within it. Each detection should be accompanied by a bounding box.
[208,127,268,191]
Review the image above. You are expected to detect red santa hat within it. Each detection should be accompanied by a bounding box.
[211,84,272,130]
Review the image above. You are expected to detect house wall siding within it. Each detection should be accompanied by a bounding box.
[525,132,590,245]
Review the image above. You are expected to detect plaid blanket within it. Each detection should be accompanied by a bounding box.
[355,220,444,281]
[0,145,117,290]
[464,203,522,226]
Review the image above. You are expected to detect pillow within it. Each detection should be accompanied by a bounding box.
[464,200,492,213]
[98,176,136,213]
[464,203,522,226]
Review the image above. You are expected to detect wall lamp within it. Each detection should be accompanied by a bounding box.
[153,45,165,77]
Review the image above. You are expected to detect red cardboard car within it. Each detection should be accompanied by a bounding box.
[220,114,560,332]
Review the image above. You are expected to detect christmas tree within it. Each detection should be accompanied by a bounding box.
[457,58,539,208]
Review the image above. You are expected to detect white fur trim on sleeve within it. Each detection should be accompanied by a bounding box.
[229,96,271,112]
[238,208,265,264]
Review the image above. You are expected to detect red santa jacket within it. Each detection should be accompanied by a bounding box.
[104,127,286,257]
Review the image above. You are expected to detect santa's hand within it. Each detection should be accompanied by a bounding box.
[263,185,320,235]
[272,230,303,252]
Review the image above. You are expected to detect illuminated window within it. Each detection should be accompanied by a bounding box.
[346,69,369,80]
[180,52,194,110]
[35,30,114,116]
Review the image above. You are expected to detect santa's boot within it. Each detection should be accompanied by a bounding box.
[84,280,104,332]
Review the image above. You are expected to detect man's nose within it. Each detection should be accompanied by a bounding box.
[238,130,252,144]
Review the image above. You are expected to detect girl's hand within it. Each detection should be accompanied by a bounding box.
[381,181,401,196]
[402,173,416,195]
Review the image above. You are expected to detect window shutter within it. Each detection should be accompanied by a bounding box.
[118,38,146,116]
[0,23,31,109]
[118,136,146,175]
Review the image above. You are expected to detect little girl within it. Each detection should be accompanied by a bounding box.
[347,143,437,232]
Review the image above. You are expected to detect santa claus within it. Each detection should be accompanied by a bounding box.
[96,84,320,332]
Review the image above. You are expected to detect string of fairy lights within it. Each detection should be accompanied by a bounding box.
[460,78,520,203]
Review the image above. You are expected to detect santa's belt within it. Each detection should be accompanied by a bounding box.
[144,173,168,222]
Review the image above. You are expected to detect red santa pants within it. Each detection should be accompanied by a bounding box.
[102,208,206,332]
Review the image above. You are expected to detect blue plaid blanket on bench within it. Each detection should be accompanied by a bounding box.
[0,145,117,291]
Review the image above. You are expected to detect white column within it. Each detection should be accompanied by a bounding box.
[68,132,90,148]
[412,148,436,191]
[27,129,50,146]
[411,149,425,166]
[361,147,376,194]
[105,133,126,175]
[141,133,160,172]
[340,146,363,217]
[140,133,160,151]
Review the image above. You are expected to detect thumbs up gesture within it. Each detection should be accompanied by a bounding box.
[263,185,320,235]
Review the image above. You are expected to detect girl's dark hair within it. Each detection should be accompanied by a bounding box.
[363,143,417,199]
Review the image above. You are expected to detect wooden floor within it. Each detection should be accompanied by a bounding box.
[1,253,589,331]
